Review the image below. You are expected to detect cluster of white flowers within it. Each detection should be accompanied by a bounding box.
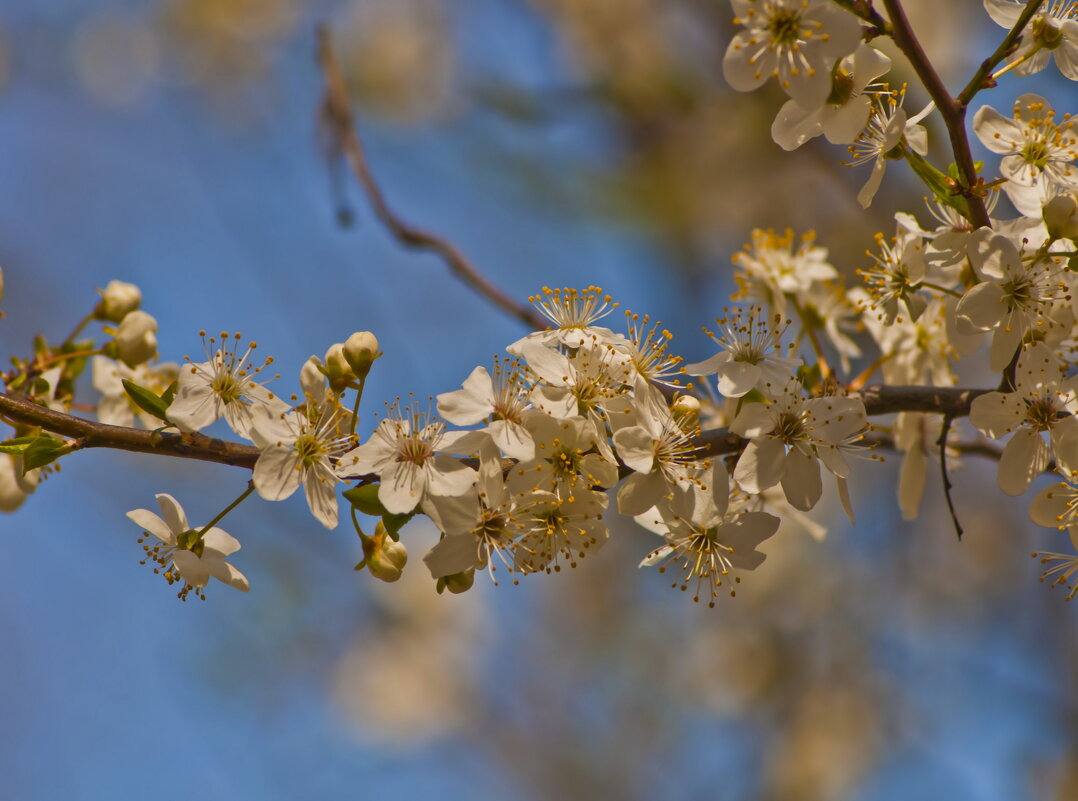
[3,2,1078,606]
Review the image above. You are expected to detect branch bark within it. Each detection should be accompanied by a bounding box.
[880,0,990,228]
[315,26,548,332]
[0,384,996,470]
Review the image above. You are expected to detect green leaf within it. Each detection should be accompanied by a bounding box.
[122,379,171,422]
[22,435,70,471]
[381,512,414,539]
[0,436,38,455]
[343,484,389,516]
[160,381,177,408]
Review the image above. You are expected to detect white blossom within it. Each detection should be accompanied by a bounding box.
[973,94,1078,217]
[984,1,1078,81]
[337,401,477,515]
[127,493,249,600]
[722,0,862,106]
[771,44,892,151]
[168,332,287,438]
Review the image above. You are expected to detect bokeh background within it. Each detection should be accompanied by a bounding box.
[2,1,1077,799]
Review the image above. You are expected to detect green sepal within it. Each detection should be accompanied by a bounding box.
[906,150,970,218]
[946,161,983,180]
[22,435,71,472]
[0,436,39,455]
[343,484,389,516]
[381,512,414,539]
[122,379,171,423]
[33,334,49,356]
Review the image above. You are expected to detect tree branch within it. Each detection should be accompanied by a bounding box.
[315,25,548,332]
[880,0,990,228]
[0,384,997,471]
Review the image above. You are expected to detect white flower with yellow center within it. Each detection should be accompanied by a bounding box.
[169,331,286,438]
[685,306,800,399]
[846,88,932,209]
[637,464,779,607]
[772,44,892,151]
[436,356,536,461]
[507,285,626,353]
[337,401,478,515]
[512,488,609,575]
[127,493,249,601]
[969,343,1078,495]
[723,0,862,106]
[956,231,1070,370]
[974,94,1078,217]
[984,1,1078,81]
[730,381,867,512]
[733,228,837,317]
[613,383,705,516]
[250,400,356,530]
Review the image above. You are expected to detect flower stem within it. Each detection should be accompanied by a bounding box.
[34,347,103,371]
[62,309,98,348]
[349,375,366,436]
[789,296,832,382]
[195,481,256,542]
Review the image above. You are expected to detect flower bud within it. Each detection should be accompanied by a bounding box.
[1044,195,1078,242]
[671,394,701,428]
[97,280,142,323]
[343,331,379,379]
[368,537,408,583]
[112,310,158,368]
[441,569,475,594]
[364,520,408,582]
[322,343,357,392]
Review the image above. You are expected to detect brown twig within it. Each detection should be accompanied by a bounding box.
[937,413,963,540]
[315,26,547,332]
[880,0,990,228]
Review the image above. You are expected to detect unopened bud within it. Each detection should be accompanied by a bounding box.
[97,280,142,323]
[343,331,379,379]
[1044,195,1078,242]
[111,310,158,368]
[671,395,701,428]
[442,569,475,594]
[322,343,357,392]
[365,521,408,582]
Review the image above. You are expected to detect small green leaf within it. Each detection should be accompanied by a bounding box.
[343,484,389,516]
[22,435,70,471]
[122,379,170,422]
[381,513,414,539]
[160,381,177,408]
[0,436,38,455]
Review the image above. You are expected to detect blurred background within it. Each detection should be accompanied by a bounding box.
[1,1,1077,799]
